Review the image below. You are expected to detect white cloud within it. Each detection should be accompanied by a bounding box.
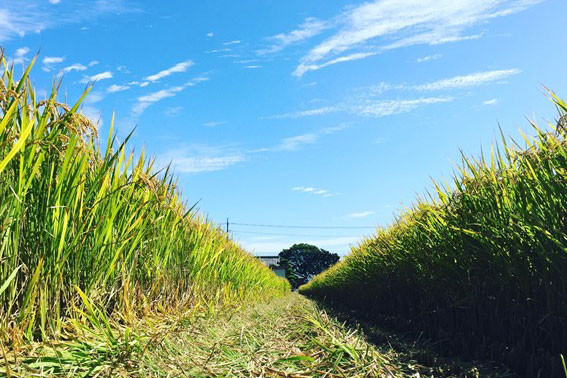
[133,86,184,114]
[132,76,209,116]
[483,98,498,105]
[290,0,539,76]
[269,68,517,119]
[292,186,334,197]
[88,60,99,67]
[354,97,453,117]
[414,69,521,90]
[157,145,245,173]
[144,60,193,82]
[107,84,130,93]
[0,8,47,41]
[42,56,64,64]
[206,32,214,37]
[0,2,136,42]
[266,106,339,119]
[11,46,30,64]
[321,124,350,134]
[223,40,241,45]
[269,97,451,119]
[236,59,261,64]
[49,0,61,4]
[259,17,328,54]
[15,47,30,57]
[203,121,227,127]
[277,134,318,151]
[294,52,377,76]
[61,63,87,73]
[246,65,262,69]
[80,71,113,83]
[208,48,232,53]
[417,54,442,63]
[347,211,374,218]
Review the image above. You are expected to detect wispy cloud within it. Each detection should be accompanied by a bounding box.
[258,17,328,54]
[288,0,539,76]
[132,76,209,116]
[208,48,232,53]
[203,121,227,127]
[417,54,442,63]
[255,123,348,154]
[0,1,137,42]
[414,69,521,91]
[355,97,453,117]
[80,71,113,83]
[223,40,241,45]
[347,211,374,218]
[107,84,130,93]
[483,98,498,105]
[268,68,519,119]
[276,134,319,151]
[11,46,30,64]
[61,63,87,73]
[246,65,262,69]
[268,97,452,119]
[266,106,339,119]
[42,56,64,64]
[292,186,335,197]
[144,60,193,82]
[157,145,245,173]
[206,32,214,37]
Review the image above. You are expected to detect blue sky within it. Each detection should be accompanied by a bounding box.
[2,0,566,255]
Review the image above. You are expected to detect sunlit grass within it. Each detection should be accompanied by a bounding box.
[0,54,289,375]
[300,93,567,376]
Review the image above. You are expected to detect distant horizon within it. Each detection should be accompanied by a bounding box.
[2,0,566,255]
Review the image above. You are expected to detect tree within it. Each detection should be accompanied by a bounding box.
[278,243,340,289]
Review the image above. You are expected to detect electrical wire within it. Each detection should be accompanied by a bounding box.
[231,229,366,238]
[230,222,375,229]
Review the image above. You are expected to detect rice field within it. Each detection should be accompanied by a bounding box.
[0,55,289,374]
[300,94,567,377]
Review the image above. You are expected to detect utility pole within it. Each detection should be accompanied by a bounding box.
[226,218,229,241]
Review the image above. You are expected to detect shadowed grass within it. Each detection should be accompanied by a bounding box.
[301,94,567,377]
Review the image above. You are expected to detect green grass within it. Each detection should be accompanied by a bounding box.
[0,55,289,375]
[135,293,512,377]
[139,293,400,377]
[300,94,567,377]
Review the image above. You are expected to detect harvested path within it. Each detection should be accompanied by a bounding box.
[139,294,512,377]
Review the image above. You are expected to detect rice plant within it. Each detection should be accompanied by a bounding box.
[300,93,567,377]
[0,54,289,372]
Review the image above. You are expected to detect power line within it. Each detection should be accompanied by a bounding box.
[231,229,366,238]
[230,222,375,229]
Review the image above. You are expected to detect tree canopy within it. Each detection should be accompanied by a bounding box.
[278,243,339,289]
